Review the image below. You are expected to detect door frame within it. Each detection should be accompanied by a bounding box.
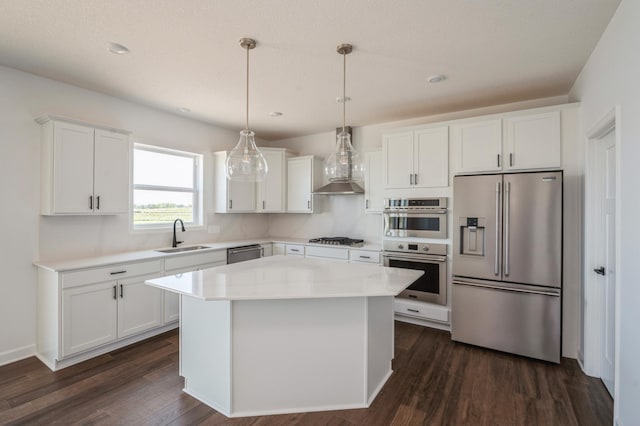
[582,106,620,400]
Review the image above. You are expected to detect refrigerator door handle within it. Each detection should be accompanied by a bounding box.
[504,181,511,276]
[494,181,501,275]
[452,280,560,297]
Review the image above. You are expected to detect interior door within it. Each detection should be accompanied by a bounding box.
[600,130,616,396]
[503,171,562,287]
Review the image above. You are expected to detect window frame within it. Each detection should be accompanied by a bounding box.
[131,143,204,231]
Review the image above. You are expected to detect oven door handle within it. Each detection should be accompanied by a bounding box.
[382,254,447,262]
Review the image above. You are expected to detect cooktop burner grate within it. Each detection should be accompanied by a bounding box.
[308,237,364,247]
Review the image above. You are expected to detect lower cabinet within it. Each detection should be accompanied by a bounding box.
[116,276,164,339]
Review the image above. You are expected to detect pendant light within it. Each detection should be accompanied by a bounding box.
[323,43,364,185]
[225,38,268,182]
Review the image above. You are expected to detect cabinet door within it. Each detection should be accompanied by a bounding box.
[504,111,561,170]
[164,291,180,323]
[382,132,414,188]
[364,151,383,213]
[273,243,285,255]
[52,121,95,213]
[93,130,130,214]
[259,150,285,212]
[287,157,313,212]
[228,180,256,212]
[117,276,164,338]
[454,119,503,173]
[62,282,117,357]
[414,127,449,187]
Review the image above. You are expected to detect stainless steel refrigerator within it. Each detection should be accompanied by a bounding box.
[451,171,562,363]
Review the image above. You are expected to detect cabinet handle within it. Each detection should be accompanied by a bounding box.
[365,199,369,209]
[407,308,420,313]
[89,195,93,210]
[113,285,117,300]
[307,200,311,209]
[120,284,124,298]
[229,200,232,209]
[359,255,371,259]
[110,270,127,275]
[96,196,100,210]
[409,174,414,185]
[262,200,266,209]
[290,248,300,252]
[509,153,513,167]
[414,173,418,185]
[497,154,501,168]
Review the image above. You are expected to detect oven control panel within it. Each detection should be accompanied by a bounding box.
[383,241,447,256]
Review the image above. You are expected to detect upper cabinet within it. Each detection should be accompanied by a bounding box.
[214,148,296,213]
[214,151,257,213]
[287,155,323,213]
[504,111,561,170]
[37,115,130,215]
[364,151,383,213]
[382,126,449,189]
[257,148,295,213]
[452,111,561,174]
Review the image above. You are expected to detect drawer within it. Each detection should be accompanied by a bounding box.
[394,298,449,323]
[285,244,305,256]
[164,250,227,272]
[305,246,349,261]
[62,259,163,288]
[349,249,380,264]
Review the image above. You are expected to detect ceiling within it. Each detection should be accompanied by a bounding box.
[0,0,620,140]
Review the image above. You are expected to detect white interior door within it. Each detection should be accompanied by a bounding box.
[599,129,616,396]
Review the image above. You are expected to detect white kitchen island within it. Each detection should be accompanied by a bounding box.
[145,255,422,418]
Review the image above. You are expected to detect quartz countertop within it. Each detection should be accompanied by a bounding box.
[33,238,383,272]
[145,255,421,301]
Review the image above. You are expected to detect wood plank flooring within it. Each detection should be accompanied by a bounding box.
[0,322,612,425]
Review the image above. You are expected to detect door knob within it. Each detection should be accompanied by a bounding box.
[594,266,605,276]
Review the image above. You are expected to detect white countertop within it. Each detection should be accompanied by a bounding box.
[145,255,422,301]
[33,237,382,272]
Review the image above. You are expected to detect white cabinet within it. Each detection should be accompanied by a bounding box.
[349,249,381,264]
[504,111,561,170]
[117,275,164,338]
[382,126,449,189]
[273,243,285,255]
[364,151,383,213]
[452,119,503,173]
[305,246,349,262]
[37,115,130,215]
[285,244,305,256]
[61,281,118,357]
[453,111,561,174]
[257,148,295,212]
[260,243,273,257]
[214,151,257,213]
[287,156,323,213]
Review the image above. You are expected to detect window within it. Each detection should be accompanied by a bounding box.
[132,144,203,229]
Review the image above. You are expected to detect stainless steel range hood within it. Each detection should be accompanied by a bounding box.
[312,181,364,195]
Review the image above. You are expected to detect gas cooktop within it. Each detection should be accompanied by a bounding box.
[308,237,364,247]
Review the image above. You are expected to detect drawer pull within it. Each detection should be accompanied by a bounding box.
[290,249,300,252]
[359,255,371,259]
[110,270,127,275]
[407,308,420,313]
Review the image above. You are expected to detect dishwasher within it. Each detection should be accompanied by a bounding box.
[227,244,262,264]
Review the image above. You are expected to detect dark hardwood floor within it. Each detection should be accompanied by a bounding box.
[0,322,612,425]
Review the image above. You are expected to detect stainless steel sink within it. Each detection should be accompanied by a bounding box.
[155,245,210,254]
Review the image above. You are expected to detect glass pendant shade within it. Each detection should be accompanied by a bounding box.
[225,129,268,182]
[324,130,363,182]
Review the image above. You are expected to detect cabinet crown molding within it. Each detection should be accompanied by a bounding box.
[35,114,131,135]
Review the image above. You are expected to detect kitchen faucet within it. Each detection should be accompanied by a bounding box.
[172,219,185,247]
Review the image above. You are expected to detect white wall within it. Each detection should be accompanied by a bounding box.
[0,65,269,363]
[569,0,637,423]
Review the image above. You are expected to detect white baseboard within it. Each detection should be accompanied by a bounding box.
[0,344,36,367]
[395,314,451,332]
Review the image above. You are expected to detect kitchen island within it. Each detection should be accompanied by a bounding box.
[145,255,422,418]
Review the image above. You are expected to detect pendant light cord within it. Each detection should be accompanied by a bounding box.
[245,45,250,131]
[342,50,346,133]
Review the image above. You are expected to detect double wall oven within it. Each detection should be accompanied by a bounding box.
[382,198,449,306]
